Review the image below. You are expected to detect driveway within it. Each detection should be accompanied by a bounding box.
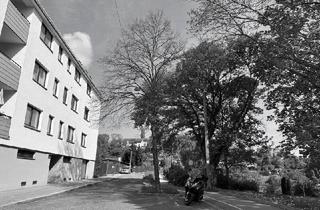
[2,174,280,210]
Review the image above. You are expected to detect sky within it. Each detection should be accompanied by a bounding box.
[39,0,197,138]
[38,0,284,144]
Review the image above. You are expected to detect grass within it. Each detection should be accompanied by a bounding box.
[215,188,320,210]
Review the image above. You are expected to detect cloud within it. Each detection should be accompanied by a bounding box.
[63,32,93,67]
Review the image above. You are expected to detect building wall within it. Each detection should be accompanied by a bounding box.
[0,0,101,190]
[0,145,50,191]
[0,0,9,31]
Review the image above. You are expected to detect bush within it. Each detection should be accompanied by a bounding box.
[293,181,319,197]
[265,175,281,195]
[163,164,188,187]
[216,173,259,192]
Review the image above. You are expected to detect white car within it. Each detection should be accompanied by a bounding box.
[119,166,131,174]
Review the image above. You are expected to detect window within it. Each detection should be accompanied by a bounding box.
[63,156,71,163]
[47,115,54,135]
[71,95,78,112]
[40,24,53,49]
[25,104,41,130]
[33,62,48,88]
[58,121,64,139]
[17,149,35,160]
[58,46,63,63]
[63,87,68,105]
[67,58,71,73]
[53,78,59,97]
[87,84,91,96]
[74,68,81,84]
[81,133,87,147]
[67,126,75,143]
[84,107,89,121]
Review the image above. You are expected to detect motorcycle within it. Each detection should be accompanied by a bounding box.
[184,175,207,205]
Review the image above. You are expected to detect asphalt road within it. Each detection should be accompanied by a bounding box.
[2,174,280,210]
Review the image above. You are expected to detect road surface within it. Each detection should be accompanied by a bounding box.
[2,173,280,210]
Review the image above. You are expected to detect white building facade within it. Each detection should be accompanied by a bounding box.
[0,0,101,190]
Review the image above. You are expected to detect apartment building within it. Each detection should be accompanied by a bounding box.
[0,0,101,190]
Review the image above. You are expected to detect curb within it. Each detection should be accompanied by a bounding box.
[0,181,102,209]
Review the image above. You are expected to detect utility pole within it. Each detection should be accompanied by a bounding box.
[129,150,133,173]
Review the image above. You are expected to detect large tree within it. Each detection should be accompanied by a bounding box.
[100,11,184,191]
[166,41,264,188]
[189,0,320,169]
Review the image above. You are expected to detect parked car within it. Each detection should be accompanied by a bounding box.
[119,166,131,174]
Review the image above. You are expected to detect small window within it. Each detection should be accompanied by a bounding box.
[63,156,71,163]
[25,104,41,130]
[53,78,59,98]
[81,133,87,147]
[58,46,63,63]
[84,107,89,121]
[74,68,81,84]
[58,121,64,139]
[87,84,91,96]
[17,149,35,160]
[47,115,54,135]
[67,126,75,143]
[33,62,48,88]
[71,95,78,112]
[40,24,53,49]
[67,58,71,73]
[63,87,68,105]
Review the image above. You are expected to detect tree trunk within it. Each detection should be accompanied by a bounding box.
[151,125,160,192]
[224,155,230,188]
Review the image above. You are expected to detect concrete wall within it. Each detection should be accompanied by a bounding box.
[0,146,49,191]
[48,156,88,183]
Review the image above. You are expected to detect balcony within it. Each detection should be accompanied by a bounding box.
[0,115,11,140]
[0,51,21,90]
[3,0,30,44]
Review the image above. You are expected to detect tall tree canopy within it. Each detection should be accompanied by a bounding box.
[101,11,184,191]
[189,0,320,167]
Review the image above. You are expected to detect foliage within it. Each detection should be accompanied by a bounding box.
[94,134,110,177]
[101,10,184,191]
[265,175,281,195]
[121,144,143,167]
[189,0,320,171]
[163,164,189,187]
[216,172,259,192]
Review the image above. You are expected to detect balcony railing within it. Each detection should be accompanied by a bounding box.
[0,115,11,140]
[0,51,21,90]
[4,0,30,43]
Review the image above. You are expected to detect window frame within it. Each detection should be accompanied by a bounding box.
[58,46,63,63]
[17,149,35,160]
[67,58,71,74]
[67,125,75,143]
[74,68,81,85]
[40,24,53,50]
[84,107,89,121]
[47,115,54,136]
[58,121,64,140]
[24,104,42,131]
[71,95,78,113]
[63,87,68,105]
[81,133,87,148]
[33,62,48,89]
[53,78,59,98]
[86,84,91,97]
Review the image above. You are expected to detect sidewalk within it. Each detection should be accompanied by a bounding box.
[0,178,107,208]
